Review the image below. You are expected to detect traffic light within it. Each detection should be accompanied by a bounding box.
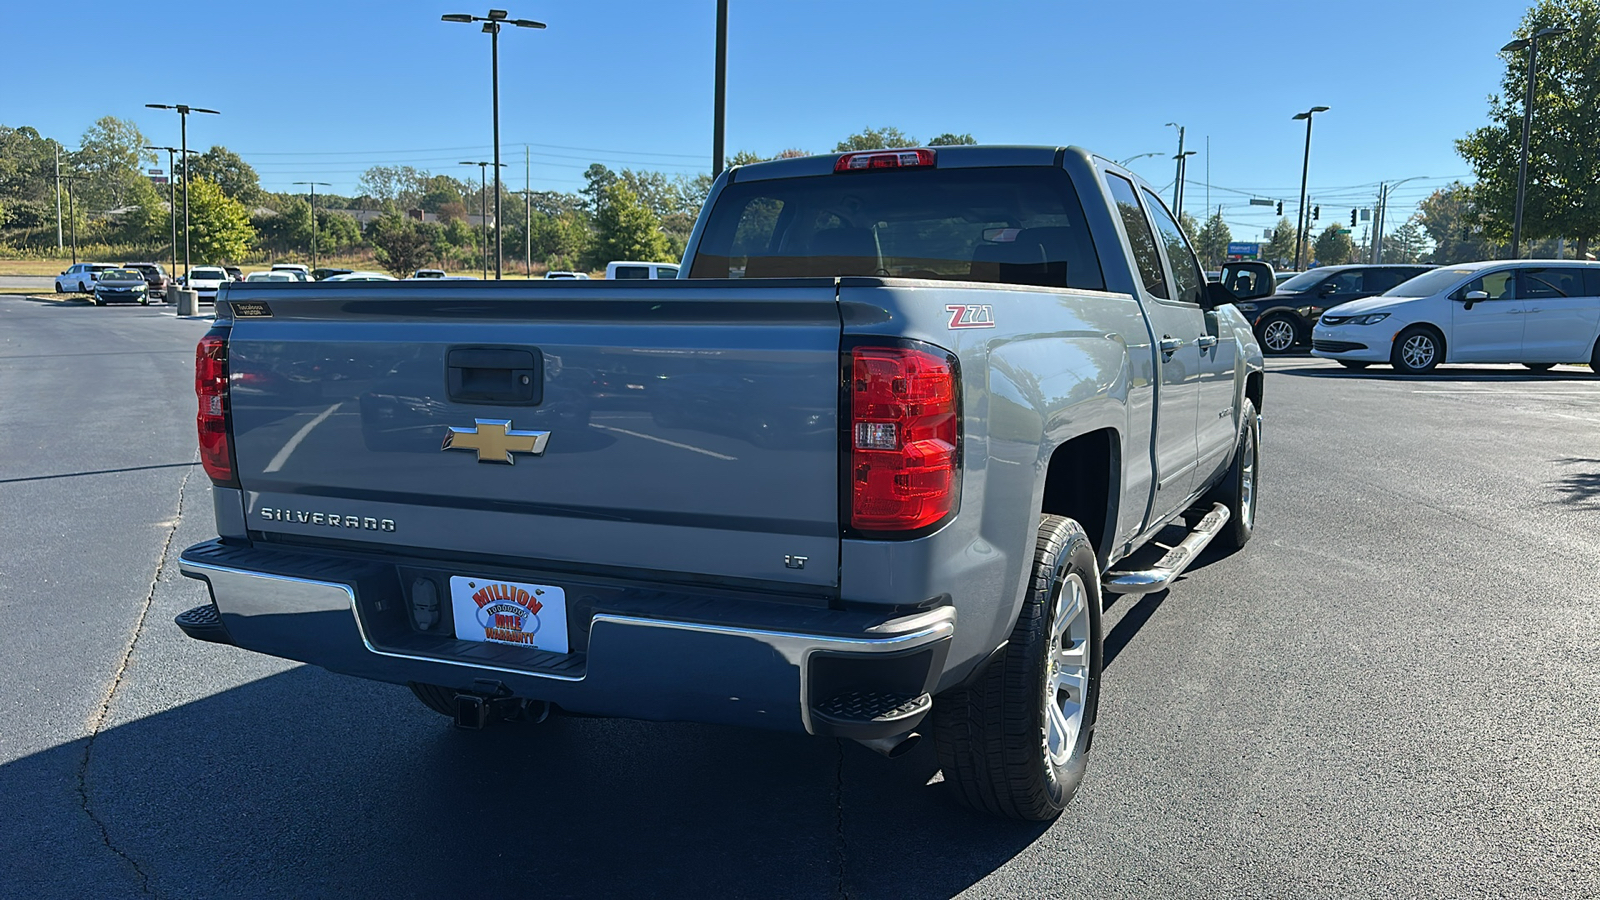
[1313,205,1320,221]
[1351,208,1358,226]
[1275,201,1283,215]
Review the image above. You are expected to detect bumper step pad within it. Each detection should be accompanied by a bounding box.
[811,689,932,739]
[174,603,234,645]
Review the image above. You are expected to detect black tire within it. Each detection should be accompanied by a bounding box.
[1338,361,1371,370]
[1390,325,1444,375]
[934,515,1103,821]
[1257,314,1303,355]
[1591,339,1600,375]
[78,281,89,294]
[54,282,63,294]
[1204,399,1258,552]
[410,682,459,718]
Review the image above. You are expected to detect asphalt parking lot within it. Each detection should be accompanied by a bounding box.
[1,296,1597,899]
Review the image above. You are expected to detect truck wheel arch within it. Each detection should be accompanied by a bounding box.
[1039,429,1120,570]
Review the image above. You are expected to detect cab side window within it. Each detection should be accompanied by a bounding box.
[1458,271,1517,300]
[1324,270,1365,295]
[1104,174,1168,299]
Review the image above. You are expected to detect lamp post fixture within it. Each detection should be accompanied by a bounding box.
[1117,152,1163,166]
[1370,175,1429,263]
[442,9,546,280]
[292,181,332,274]
[145,146,195,286]
[1502,26,1570,258]
[1291,105,1329,271]
[461,161,506,280]
[145,104,219,280]
[1164,123,1187,213]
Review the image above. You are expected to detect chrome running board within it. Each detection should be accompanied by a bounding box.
[1103,503,1230,595]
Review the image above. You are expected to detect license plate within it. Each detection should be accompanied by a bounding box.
[449,576,569,654]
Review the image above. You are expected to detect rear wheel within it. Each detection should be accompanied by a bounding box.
[1338,361,1371,370]
[1258,314,1302,354]
[934,515,1102,821]
[1391,325,1444,375]
[1591,339,1600,374]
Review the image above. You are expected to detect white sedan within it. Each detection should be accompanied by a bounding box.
[1311,260,1600,374]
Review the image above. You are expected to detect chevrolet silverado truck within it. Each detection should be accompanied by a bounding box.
[176,145,1271,821]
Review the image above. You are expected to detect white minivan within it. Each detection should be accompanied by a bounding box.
[1311,260,1600,374]
[605,261,678,280]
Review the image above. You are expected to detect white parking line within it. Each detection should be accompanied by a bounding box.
[589,423,737,460]
[1411,389,1600,395]
[264,403,343,472]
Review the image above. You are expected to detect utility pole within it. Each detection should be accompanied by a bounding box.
[60,174,82,265]
[1205,135,1210,220]
[54,147,62,250]
[1165,123,1185,212]
[1371,183,1386,263]
[713,0,728,177]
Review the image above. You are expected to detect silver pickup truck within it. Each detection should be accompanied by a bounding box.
[177,145,1271,821]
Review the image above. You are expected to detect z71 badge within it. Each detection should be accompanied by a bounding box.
[946,304,996,329]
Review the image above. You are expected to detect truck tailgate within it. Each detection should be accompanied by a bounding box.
[223,281,842,588]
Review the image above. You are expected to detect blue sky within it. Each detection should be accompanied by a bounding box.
[5,0,1528,242]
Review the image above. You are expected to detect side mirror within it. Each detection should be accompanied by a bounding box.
[1317,282,1338,296]
[1458,289,1488,310]
[1209,260,1276,308]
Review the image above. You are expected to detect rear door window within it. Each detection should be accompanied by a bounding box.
[692,166,1104,290]
[1520,267,1584,300]
[1104,174,1167,298]
[1362,269,1410,293]
[1584,269,1600,297]
[613,266,651,279]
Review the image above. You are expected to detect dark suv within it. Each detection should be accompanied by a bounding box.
[1238,264,1434,353]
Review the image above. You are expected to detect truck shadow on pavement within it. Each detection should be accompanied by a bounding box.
[1,665,1052,899]
[1551,458,1600,508]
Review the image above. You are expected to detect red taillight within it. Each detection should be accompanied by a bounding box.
[834,148,936,172]
[848,345,959,532]
[195,332,236,485]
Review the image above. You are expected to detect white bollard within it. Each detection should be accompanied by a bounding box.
[174,289,199,317]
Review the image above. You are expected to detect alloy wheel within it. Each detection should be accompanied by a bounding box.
[1043,572,1091,766]
[1262,319,1297,353]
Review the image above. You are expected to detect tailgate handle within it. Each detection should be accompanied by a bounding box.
[447,347,542,405]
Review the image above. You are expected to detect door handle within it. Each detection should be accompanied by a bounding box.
[1159,336,1184,356]
[1195,335,1219,350]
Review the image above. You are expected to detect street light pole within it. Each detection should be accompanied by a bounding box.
[61,175,81,265]
[1503,26,1570,258]
[1164,123,1185,212]
[146,104,219,279]
[1291,105,1329,271]
[461,162,503,279]
[713,0,728,177]
[1117,152,1162,166]
[293,181,332,273]
[145,146,191,289]
[442,10,546,280]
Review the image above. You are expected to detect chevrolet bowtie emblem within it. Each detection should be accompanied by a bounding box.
[441,419,551,464]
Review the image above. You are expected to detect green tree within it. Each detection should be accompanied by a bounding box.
[1262,217,1299,268]
[589,182,669,267]
[257,196,313,252]
[182,147,262,206]
[928,133,977,146]
[835,126,917,152]
[419,174,467,213]
[1382,218,1428,263]
[0,125,66,203]
[74,116,152,211]
[316,210,361,254]
[185,178,254,263]
[357,165,428,212]
[1457,0,1600,256]
[1312,224,1355,266]
[367,214,436,277]
[1415,182,1498,263]
[1193,211,1233,269]
[580,163,618,216]
[110,175,168,244]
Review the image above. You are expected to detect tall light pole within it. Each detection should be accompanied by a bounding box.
[1291,105,1329,271]
[60,174,82,265]
[1503,26,1570,258]
[293,181,332,273]
[1174,150,1197,218]
[1164,123,1186,212]
[145,146,193,286]
[462,161,504,280]
[442,10,546,280]
[1371,175,1429,263]
[713,0,728,177]
[145,103,219,279]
